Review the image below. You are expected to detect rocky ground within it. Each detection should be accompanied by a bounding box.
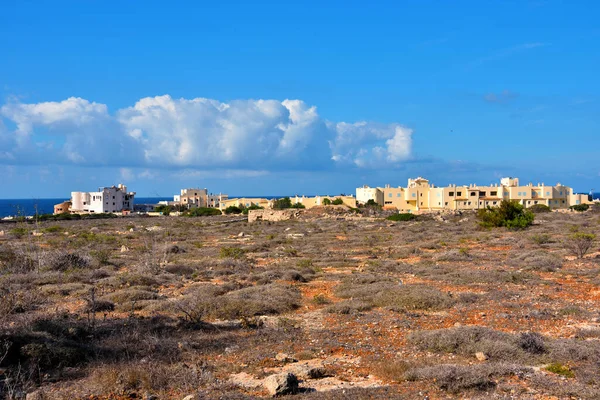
[1,206,600,399]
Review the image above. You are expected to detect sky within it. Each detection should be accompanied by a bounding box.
[0,0,599,199]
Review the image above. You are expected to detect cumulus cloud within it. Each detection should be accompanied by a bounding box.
[0,95,414,171]
[328,122,413,167]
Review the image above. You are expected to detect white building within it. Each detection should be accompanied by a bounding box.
[356,185,384,205]
[71,184,135,214]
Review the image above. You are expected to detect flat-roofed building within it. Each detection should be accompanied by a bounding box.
[290,195,357,208]
[357,177,592,212]
[70,184,135,214]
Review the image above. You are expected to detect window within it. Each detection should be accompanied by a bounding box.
[479,191,485,196]
[479,202,482,205]
[113,202,115,206]
[412,193,416,198]
[388,193,392,198]
[491,191,497,196]
[559,191,563,195]
[420,193,423,197]
[437,192,441,197]
[468,202,471,205]
[493,201,497,205]
[546,192,550,196]
[83,202,86,205]
[449,192,454,196]
[112,196,115,199]
[420,202,423,205]
[576,200,580,205]
[457,191,462,196]
[504,192,509,196]
[397,193,401,197]
[471,192,476,196]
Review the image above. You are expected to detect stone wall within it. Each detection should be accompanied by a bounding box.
[248,209,303,223]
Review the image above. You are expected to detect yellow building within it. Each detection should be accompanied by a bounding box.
[357,177,592,212]
[220,198,273,210]
[290,195,357,209]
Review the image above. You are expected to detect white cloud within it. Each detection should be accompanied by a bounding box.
[0,95,414,171]
[328,122,413,167]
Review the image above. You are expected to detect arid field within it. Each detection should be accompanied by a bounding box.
[1,206,600,399]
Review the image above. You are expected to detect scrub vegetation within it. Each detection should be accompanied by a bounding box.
[0,205,599,398]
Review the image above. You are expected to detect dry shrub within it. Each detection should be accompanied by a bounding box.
[103,288,160,304]
[0,245,36,274]
[509,250,563,272]
[374,285,453,311]
[326,300,373,315]
[90,362,213,394]
[176,283,301,322]
[43,251,91,272]
[406,363,529,393]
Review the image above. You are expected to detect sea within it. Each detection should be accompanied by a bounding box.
[0,196,285,218]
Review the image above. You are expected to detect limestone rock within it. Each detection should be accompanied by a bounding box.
[26,391,45,400]
[275,352,297,363]
[475,352,488,361]
[263,372,299,396]
[238,232,245,237]
[120,245,129,252]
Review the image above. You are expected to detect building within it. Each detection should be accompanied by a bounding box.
[170,188,229,209]
[357,177,592,213]
[53,201,71,214]
[69,184,135,214]
[290,195,357,209]
[220,197,274,210]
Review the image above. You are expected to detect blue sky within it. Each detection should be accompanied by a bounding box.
[0,0,598,199]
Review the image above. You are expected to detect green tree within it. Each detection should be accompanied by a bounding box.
[273,197,292,209]
[291,202,306,209]
[332,198,344,205]
[322,198,332,206]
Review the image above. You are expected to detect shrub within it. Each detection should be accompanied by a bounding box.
[291,202,306,209]
[273,197,292,209]
[477,200,534,229]
[545,362,574,378]
[331,198,344,205]
[406,363,527,393]
[530,233,552,245]
[529,204,551,213]
[565,232,596,259]
[386,213,416,222]
[322,198,332,206]
[224,206,243,214]
[45,252,91,271]
[219,247,246,259]
[242,204,263,214]
[570,204,590,212]
[10,227,28,238]
[179,284,301,321]
[374,285,453,311]
[184,207,222,217]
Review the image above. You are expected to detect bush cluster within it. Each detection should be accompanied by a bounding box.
[386,213,416,222]
[477,200,534,229]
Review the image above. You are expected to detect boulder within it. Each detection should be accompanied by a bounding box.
[263,372,299,396]
[275,352,297,363]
